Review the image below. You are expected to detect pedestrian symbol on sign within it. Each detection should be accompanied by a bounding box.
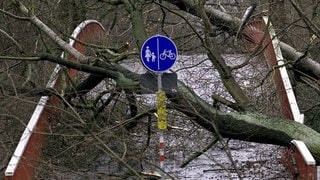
[145,46,157,62]
[140,35,178,72]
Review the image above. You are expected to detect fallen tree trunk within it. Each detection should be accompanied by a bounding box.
[55,54,320,162]
[280,41,320,79]
[166,0,320,81]
[60,58,320,162]
[170,81,320,163]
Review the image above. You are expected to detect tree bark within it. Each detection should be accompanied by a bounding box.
[166,0,320,82]
[169,81,320,163]
[280,41,320,79]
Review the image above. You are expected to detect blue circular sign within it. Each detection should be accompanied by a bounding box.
[140,35,178,72]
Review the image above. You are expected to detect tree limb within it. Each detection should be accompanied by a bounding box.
[12,1,89,63]
[170,81,320,162]
[166,0,320,81]
[193,2,250,109]
[280,41,320,79]
[0,54,139,89]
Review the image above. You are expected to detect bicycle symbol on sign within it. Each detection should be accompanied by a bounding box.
[160,49,176,60]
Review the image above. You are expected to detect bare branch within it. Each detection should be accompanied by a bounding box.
[0,28,23,53]
[12,1,89,63]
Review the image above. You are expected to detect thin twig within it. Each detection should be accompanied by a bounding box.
[180,137,219,168]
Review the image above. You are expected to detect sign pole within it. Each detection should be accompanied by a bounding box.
[157,73,167,170]
[140,34,177,176]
